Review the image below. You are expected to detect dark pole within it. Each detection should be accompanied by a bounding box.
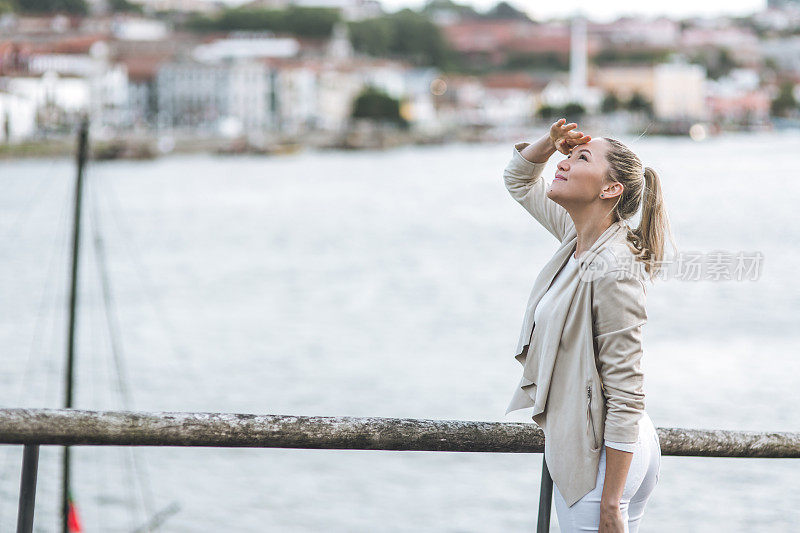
[536,454,552,533]
[62,116,88,533]
[16,445,40,533]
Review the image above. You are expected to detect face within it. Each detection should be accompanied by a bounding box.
[546,139,622,208]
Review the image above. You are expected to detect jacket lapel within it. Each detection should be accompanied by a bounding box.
[519,220,628,417]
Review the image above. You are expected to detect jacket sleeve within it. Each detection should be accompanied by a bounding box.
[592,267,648,443]
[503,142,572,242]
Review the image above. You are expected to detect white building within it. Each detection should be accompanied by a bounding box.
[0,92,37,142]
[111,17,171,41]
[227,60,272,134]
[652,61,707,120]
[245,0,382,20]
[18,40,129,135]
[272,63,317,134]
[192,35,300,63]
[5,73,91,113]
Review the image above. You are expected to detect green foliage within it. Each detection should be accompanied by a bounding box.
[15,0,87,14]
[388,9,449,66]
[688,47,739,80]
[420,0,479,19]
[562,102,586,119]
[503,51,567,71]
[348,9,451,67]
[186,6,340,38]
[348,17,394,56]
[537,102,585,121]
[484,1,530,21]
[109,0,142,13]
[283,6,341,38]
[601,92,620,113]
[351,86,406,124]
[770,81,799,117]
[592,47,672,66]
[537,104,557,120]
[626,91,653,116]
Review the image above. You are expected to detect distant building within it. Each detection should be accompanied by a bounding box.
[0,91,37,141]
[111,17,170,41]
[128,0,222,14]
[481,72,544,126]
[705,68,771,124]
[680,26,761,67]
[192,35,301,63]
[122,56,162,129]
[590,65,654,110]
[592,60,708,120]
[652,61,707,120]
[0,38,128,134]
[760,36,800,74]
[242,0,382,20]
[590,16,680,48]
[156,59,273,134]
[767,0,800,8]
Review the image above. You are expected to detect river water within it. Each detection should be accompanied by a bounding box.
[1,131,799,531]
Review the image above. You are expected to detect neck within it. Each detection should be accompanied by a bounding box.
[568,208,616,259]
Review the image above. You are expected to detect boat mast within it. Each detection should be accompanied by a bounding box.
[62,116,88,533]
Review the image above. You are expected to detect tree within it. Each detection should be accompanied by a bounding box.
[504,51,567,71]
[537,104,557,120]
[283,7,341,38]
[185,6,340,38]
[390,9,450,67]
[484,1,530,21]
[15,0,87,14]
[770,81,798,117]
[562,101,585,119]
[352,86,406,125]
[689,47,738,80]
[601,92,620,113]
[537,103,584,121]
[109,0,142,13]
[348,18,395,57]
[626,91,653,116]
[592,47,671,66]
[349,10,452,68]
[421,0,479,19]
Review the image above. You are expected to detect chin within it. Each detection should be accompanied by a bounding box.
[546,188,564,204]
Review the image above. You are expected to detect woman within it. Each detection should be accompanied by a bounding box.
[502,119,676,532]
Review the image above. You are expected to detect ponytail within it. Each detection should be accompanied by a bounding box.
[625,167,677,282]
[602,137,678,283]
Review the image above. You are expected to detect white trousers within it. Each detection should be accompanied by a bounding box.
[552,412,661,533]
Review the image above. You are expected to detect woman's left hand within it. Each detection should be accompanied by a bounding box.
[599,504,625,533]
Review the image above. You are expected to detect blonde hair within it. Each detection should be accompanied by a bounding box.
[602,137,678,282]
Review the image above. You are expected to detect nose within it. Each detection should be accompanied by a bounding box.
[557,159,569,172]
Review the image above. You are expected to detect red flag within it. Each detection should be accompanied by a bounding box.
[67,497,82,533]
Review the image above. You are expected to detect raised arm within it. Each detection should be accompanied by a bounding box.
[502,120,589,242]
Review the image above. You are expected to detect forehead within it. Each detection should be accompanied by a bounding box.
[570,139,607,157]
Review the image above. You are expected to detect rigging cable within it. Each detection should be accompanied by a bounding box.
[99,170,204,382]
[0,167,71,527]
[88,171,157,531]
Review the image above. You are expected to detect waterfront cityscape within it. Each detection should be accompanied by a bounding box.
[3,1,800,531]
[0,0,800,155]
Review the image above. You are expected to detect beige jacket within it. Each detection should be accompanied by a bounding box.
[503,142,649,507]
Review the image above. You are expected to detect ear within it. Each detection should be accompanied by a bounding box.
[602,181,623,199]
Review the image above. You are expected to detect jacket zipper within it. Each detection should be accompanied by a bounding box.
[587,383,598,450]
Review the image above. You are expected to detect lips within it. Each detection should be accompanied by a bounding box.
[554,174,567,181]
